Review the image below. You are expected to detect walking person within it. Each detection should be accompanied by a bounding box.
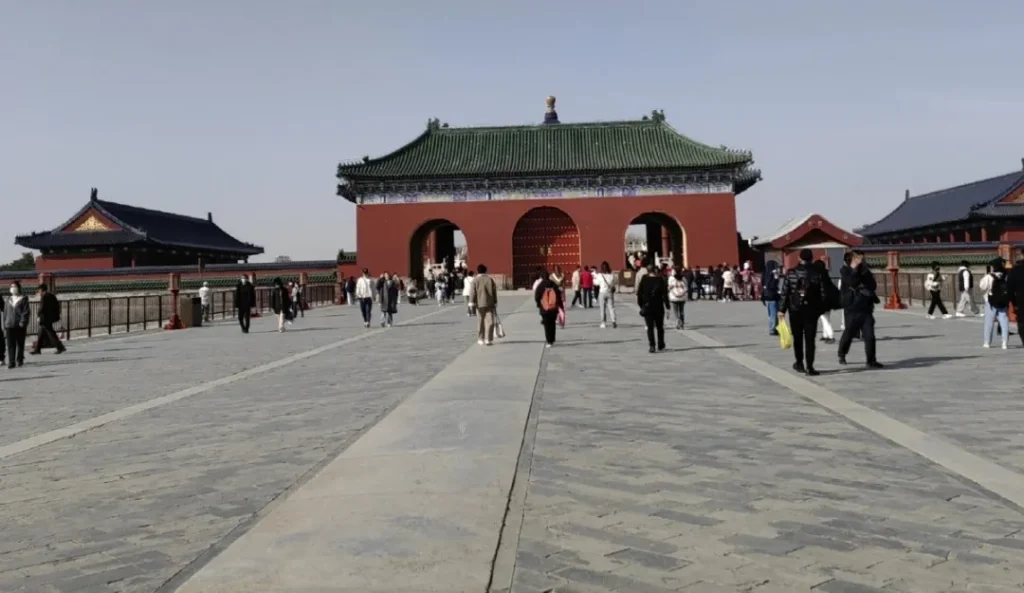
[270,278,292,332]
[29,283,65,355]
[1009,254,1024,346]
[234,275,255,333]
[667,267,688,330]
[471,264,498,345]
[925,262,951,319]
[955,261,979,317]
[570,266,582,308]
[778,250,828,375]
[980,258,1011,349]
[355,268,375,328]
[837,250,883,368]
[812,260,836,344]
[292,282,304,318]
[762,261,782,336]
[345,276,356,306]
[534,269,562,348]
[3,281,30,368]
[198,281,212,322]
[579,265,594,308]
[463,270,477,317]
[594,261,618,329]
[378,272,398,327]
[637,262,669,353]
[721,266,736,301]
[435,273,447,306]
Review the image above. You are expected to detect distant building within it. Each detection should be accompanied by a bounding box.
[337,97,760,287]
[858,162,1024,246]
[752,213,862,271]
[854,162,1024,268]
[15,188,263,271]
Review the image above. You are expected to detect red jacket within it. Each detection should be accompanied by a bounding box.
[579,270,594,288]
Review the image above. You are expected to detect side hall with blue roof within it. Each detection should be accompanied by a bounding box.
[857,161,1024,244]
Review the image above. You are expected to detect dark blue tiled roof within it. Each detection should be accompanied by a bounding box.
[857,241,1003,252]
[858,170,1024,237]
[15,198,263,255]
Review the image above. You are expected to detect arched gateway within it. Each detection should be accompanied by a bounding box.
[338,98,760,282]
[512,207,580,288]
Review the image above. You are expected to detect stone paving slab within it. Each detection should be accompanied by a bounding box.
[175,300,543,593]
[508,301,1024,593]
[0,300,516,593]
[683,302,1024,477]
[0,303,436,447]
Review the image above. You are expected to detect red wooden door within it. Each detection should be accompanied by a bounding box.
[512,207,580,288]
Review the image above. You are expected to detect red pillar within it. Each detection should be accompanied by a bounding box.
[981,227,988,241]
[164,273,183,329]
[884,251,907,310]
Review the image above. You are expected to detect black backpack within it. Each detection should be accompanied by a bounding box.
[789,268,823,311]
[988,275,1010,309]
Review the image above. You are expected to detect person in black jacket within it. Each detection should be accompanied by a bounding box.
[1009,254,1024,346]
[29,283,65,355]
[637,262,669,353]
[761,260,782,336]
[234,275,256,333]
[837,250,883,368]
[778,249,828,375]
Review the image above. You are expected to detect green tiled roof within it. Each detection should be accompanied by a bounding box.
[865,254,996,268]
[338,117,753,181]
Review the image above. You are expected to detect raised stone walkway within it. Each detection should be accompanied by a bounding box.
[0,297,1022,593]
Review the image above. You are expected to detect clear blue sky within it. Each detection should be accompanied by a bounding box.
[2,0,1021,264]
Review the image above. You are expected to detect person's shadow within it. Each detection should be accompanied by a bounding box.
[881,355,981,369]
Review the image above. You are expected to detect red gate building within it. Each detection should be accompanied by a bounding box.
[337,98,761,287]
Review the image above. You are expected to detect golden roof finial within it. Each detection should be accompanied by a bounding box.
[546,96,556,113]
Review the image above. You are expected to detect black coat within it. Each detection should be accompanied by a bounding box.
[270,286,291,315]
[637,273,669,314]
[841,263,878,313]
[235,282,256,310]
[39,292,61,325]
[1008,262,1024,308]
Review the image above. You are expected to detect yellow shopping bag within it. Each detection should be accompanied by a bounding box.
[777,319,793,349]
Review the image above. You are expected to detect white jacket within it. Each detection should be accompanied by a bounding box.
[978,272,1003,299]
[668,275,688,302]
[462,276,474,297]
[594,272,616,293]
[198,286,211,305]
[355,276,375,299]
[924,272,942,292]
[722,270,735,289]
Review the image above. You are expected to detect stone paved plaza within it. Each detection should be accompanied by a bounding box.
[0,296,1022,593]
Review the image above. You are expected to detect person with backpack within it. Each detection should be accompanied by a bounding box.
[534,269,562,348]
[979,257,1011,349]
[924,262,951,319]
[778,249,829,375]
[637,262,670,353]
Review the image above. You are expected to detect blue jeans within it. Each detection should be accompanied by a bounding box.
[359,298,373,324]
[767,300,779,333]
[983,302,1009,345]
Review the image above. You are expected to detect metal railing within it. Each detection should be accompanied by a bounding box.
[23,284,338,341]
[875,271,986,309]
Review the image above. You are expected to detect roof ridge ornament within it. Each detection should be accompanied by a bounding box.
[90,187,98,202]
[905,188,911,201]
[543,96,559,125]
[427,118,441,131]
[651,110,665,123]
